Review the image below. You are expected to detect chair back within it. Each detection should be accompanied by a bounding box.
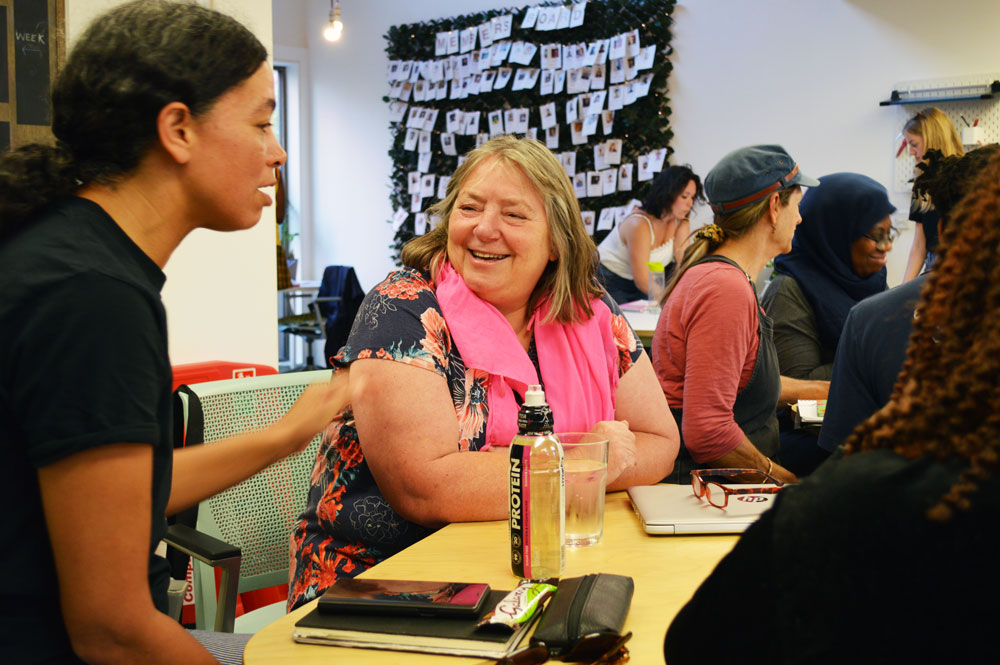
[180,370,331,630]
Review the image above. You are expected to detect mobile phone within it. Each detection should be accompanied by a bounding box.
[316,578,492,617]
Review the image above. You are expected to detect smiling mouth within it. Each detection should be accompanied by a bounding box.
[470,250,508,261]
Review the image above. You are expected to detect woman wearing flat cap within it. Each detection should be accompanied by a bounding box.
[651,145,828,484]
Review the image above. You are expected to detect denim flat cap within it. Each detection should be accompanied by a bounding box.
[705,145,820,214]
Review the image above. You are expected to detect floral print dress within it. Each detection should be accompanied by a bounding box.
[288,268,643,610]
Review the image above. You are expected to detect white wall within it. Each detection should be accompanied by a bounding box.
[67,0,279,368]
[280,0,1000,289]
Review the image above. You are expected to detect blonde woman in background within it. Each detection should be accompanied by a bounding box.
[902,107,964,281]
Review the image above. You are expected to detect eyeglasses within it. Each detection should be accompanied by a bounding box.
[690,468,785,509]
[496,631,632,665]
[861,227,900,248]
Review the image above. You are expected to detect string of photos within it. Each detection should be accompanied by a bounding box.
[384,0,677,264]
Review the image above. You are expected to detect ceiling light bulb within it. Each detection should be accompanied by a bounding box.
[323,4,343,42]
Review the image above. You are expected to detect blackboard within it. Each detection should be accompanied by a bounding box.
[13,0,49,125]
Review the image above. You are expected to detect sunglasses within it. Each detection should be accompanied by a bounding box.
[496,631,632,665]
[690,468,785,509]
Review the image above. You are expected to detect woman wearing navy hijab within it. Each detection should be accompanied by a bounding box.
[761,172,896,474]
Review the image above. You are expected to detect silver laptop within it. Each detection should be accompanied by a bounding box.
[626,484,777,535]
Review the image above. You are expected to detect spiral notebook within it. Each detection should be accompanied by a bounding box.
[627,483,776,535]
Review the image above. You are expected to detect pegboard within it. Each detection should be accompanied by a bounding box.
[890,72,1000,194]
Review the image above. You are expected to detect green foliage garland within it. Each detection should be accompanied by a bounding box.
[384,0,677,264]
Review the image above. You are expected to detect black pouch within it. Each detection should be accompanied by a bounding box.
[529,573,634,656]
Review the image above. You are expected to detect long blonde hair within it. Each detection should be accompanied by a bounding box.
[904,107,965,158]
[401,136,602,324]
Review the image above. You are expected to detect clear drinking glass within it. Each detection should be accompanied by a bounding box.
[557,432,609,547]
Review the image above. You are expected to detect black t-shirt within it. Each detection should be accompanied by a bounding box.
[0,198,173,662]
[665,449,1000,665]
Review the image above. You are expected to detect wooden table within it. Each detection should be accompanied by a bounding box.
[244,492,737,664]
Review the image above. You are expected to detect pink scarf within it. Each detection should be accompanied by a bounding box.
[435,262,619,450]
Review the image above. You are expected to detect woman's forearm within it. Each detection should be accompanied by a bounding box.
[709,437,797,484]
[779,375,830,405]
[903,224,927,282]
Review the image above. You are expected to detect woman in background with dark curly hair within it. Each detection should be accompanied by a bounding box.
[665,148,1000,665]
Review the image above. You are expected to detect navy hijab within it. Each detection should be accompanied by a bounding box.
[773,172,896,351]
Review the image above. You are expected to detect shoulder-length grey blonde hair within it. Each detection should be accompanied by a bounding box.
[401,135,602,324]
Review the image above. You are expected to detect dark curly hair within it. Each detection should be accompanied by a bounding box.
[913,145,999,237]
[641,164,704,218]
[844,147,1000,521]
[0,0,267,243]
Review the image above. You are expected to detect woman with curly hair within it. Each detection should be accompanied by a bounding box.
[665,148,1000,665]
[651,145,826,484]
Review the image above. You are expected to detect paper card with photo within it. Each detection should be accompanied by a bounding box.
[578,66,593,91]
[597,207,616,231]
[442,57,454,82]
[481,70,497,91]
[625,81,639,105]
[448,80,461,101]
[637,73,653,98]
[566,69,585,95]
[474,50,489,74]
[511,69,528,91]
[602,168,618,195]
[591,64,607,90]
[542,43,562,70]
[625,56,638,81]
[393,208,409,231]
[404,127,419,151]
[637,44,656,70]
[492,14,513,40]
[456,54,473,79]
[637,154,655,182]
[562,43,579,71]
[524,68,541,91]
[540,70,554,95]
[560,151,576,177]
[589,90,607,113]
[520,6,539,29]
[619,163,634,191]
[476,132,489,148]
[414,212,428,235]
[408,62,421,84]
[553,70,567,95]
[602,111,616,136]
[407,171,421,194]
[457,77,471,99]
[594,143,607,170]
[437,176,451,199]
[557,6,572,29]
[424,109,439,132]
[520,42,538,65]
[460,26,477,53]
[516,108,530,133]
[494,67,513,89]
[625,29,641,57]
[435,80,449,100]
[609,58,626,85]
[594,39,610,65]
[400,60,414,80]
[565,98,579,124]
[406,107,425,129]
[489,110,505,137]
[570,2,587,28]
[614,205,630,226]
[573,172,587,198]
[411,193,423,213]
[413,81,426,102]
[427,60,445,82]
[492,40,512,66]
[463,111,481,135]
[527,127,538,141]
[387,60,402,82]
[605,137,622,163]
[418,130,432,154]
[535,6,559,31]
[418,151,432,173]
[608,84,624,111]
[540,102,558,129]
[582,113,600,136]
[503,109,517,134]
[388,101,408,123]
[469,74,483,95]
[421,173,436,197]
[587,171,604,198]
[545,124,560,150]
[649,147,667,173]
[478,21,494,48]
[583,41,600,67]
[440,132,458,156]
[458,155,468,167]
[580,210,596,235]
[388,80,403,99]
[609,33,626,60]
